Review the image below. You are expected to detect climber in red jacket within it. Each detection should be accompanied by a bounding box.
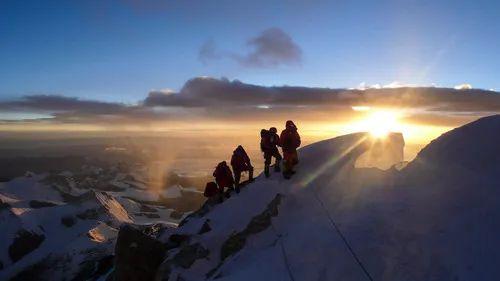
[279,120,301,179]
[230,145,253,192]
[213,161,234,194]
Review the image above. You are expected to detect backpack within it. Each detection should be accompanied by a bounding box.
[204,182,218,197]
[260,129,271,152]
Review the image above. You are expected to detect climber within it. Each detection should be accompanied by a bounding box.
[213,161,234,195]
[230,145,254,192]
[261,127,282,177]
[279,120,301,179]
[203,181,223,203]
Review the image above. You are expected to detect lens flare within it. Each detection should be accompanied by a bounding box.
[348,109,403,139]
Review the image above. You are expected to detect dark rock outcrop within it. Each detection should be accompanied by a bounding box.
[221,194,282,261]
[198,220,212,234]
[139,204,158,213]
[0,198,10,210]
[76,208,100,220]
[9,229,45,263]
[172,243,209,269]
[168,234,190,247]
[170,210,184,220]
[61,216,76,227]
[29,200,58,209]
[73,255,114,281]
[207,193,283,278]
[114,224,167,281]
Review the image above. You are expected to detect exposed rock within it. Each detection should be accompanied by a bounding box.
[135,212,161,219]
[143,213,160,219]
[207,193,282,278]
[140,204,158,213]
[94,255,115,278]
[221,194,282,261]
[76,208,100,220]
[198,219,212,234]
[0,198,10,210]
[73,255,114,281]
[114,224,167,281]
[172,243,209,269]
[9,229,46,263]
[61,215,76,227]
[178,201,212,227]
[141,223,170,239]
[29,200,58,208]
[9,258,50,281]
[170,210,184,220]
[94,182,126,192]
[169,234,190,246]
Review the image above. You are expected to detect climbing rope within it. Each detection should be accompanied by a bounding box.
[270,222,297,281]
[312,186,375,281]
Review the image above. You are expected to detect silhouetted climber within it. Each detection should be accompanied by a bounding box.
[261,127,282,177]
[203,181,223,203]
[279,120,301,179]
[230,145,254,192]
[213,161,234,196]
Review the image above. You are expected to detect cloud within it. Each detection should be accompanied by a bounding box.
[0,95,125,114]
[0,95,179,124]
[199,28,302,68]
[235,28,302,67]
[1,78,499,128]
[354,81,439,90]
[198,40,220,65]
[454,83,473,90]
[144,77,500,113]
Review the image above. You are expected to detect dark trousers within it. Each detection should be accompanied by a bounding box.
[233,167,254,187]
[264,147,282,165]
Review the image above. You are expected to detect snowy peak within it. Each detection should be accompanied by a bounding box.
[410,114,500,174]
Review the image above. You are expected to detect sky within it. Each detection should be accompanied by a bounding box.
[0,0,499,148]
[1,0,500,101]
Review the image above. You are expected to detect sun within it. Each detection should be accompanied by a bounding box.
[350,109,402,138]
[366,111,400,138]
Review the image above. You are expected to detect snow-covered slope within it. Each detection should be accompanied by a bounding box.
[156,115,500,281]
[0,166,195,280]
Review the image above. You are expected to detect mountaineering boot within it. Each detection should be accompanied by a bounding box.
[235,185,240,194]
[264,165,270,178]
[274,160,281,172]
[283,170,291,179]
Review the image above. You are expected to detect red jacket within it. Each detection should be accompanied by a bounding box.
[279,127,301,152]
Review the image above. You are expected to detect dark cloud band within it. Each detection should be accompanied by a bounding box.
[1,77,499,126]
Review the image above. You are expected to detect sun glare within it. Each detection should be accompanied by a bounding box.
[349,108,403,138]
[366,111,400,138]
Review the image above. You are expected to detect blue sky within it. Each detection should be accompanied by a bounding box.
[1,0,499,104]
